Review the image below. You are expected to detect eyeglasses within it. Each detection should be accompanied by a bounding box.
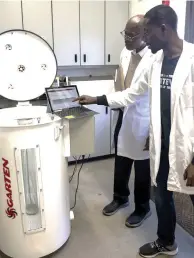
[120,30,140,41]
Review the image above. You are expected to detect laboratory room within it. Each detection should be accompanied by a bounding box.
[0,0,194,258]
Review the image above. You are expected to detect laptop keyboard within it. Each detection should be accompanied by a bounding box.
[57,106,90,117]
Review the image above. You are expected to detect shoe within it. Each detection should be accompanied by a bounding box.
[125,210,151,228]
[102,200,129,216]
[139,239,178,258]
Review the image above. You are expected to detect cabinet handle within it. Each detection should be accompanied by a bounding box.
[83,54,86,63]
[74,54,77,63]
[108,54,111,63]
[105,107,108,114]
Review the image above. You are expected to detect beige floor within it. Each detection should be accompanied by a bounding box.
[51,158,194,258]
[1,158,194,258]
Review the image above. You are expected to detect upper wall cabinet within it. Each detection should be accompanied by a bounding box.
[52,1,80,66]
[0,0,131,67]
[105,1,128,65]
[22,0,53,48]
[80,1,105,66]
[0,1,22,33]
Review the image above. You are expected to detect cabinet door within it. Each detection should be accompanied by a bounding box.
[22,0,53,48]
[70,80,114,158]
[0,1,22,33]
[88,105,111,158]
[105,1,128,65]
[52,1,80,66]
[80,1,104,65]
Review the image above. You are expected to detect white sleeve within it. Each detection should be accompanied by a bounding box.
[106,67,149,108]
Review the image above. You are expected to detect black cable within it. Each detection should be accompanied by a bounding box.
[70,154,90,210]
[69,155,81,183]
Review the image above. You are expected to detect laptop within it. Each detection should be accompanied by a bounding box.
[45,85,98,119]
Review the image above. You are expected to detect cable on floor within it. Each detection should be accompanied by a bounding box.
[70,154,90,210]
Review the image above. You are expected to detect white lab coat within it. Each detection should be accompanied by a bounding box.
[107,41,194,194]
[113,47,154,160]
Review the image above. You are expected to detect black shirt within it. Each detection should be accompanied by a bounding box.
[160,56,180,148]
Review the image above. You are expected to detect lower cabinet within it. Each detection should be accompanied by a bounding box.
[87,104,111,158]
[68,80,114,161]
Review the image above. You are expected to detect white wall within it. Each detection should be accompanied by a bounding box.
[170,0,186,39]
[129,0,161,17]
[129,0,186,39]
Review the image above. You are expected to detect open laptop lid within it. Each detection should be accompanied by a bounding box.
[45,85,80,114]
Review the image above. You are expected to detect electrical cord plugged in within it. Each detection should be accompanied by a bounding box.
[70,154,90,210]
[69,155,81,183]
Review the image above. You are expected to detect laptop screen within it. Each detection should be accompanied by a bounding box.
[46,86,80,112]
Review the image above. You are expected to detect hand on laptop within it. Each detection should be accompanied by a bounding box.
[73,95,97,105]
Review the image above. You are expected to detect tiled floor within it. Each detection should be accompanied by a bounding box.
[1,158,194,258]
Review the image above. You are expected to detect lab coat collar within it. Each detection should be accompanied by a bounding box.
[154,40,194,62]
[132,46,148,58]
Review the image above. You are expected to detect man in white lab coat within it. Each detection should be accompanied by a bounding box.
[75,5,194,258]
[101,15,153,228]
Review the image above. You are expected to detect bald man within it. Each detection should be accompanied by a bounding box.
[75,16,153,227]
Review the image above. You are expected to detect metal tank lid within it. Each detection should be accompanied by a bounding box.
[0,29,57,101]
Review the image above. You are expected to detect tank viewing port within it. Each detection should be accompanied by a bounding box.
[15,146,46,234]
[21,148,39,215]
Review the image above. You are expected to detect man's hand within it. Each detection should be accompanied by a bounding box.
[73,95,97,105]
[143,136,149,151]
[184,163,194,187]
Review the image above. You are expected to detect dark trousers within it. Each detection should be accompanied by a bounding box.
[113,109,151,213]
[155,146,194,246]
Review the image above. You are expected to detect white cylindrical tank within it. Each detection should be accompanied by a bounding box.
[0,30,71,257]
[0,107,70,258]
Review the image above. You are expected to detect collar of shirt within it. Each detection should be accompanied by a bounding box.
[132,46,148,58]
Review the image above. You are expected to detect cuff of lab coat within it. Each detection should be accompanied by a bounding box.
[106,93,122,108]
[97,95,109,106]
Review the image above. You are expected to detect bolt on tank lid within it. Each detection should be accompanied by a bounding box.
[0,29,57,102]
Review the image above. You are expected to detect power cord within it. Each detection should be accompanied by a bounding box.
[69,155,81,183]
[70,154,90,210]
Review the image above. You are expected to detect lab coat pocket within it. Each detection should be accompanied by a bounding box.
[132,116,149,141]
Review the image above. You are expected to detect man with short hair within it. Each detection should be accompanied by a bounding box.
[102,15,152,228]
[75,5,194,257]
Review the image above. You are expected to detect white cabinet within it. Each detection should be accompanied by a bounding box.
[0,1,130,66]
[0,1,22,33]
[87,105,111,157]
[80,1,105,65]
[52,1,80,66]
[105,1,128,65]
[68,80,114,160]
[22,0,53,48]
